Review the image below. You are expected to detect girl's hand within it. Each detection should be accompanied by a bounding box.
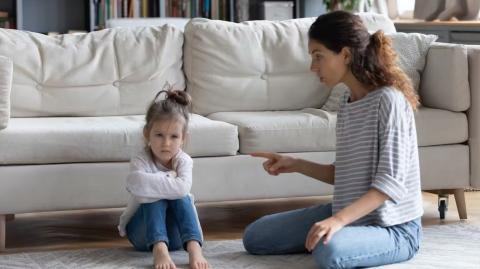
[250,152,299,176]
[168,170,178,178]
[305,216,345,252]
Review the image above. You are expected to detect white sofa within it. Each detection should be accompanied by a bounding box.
[0,13,477,250]
[106,17,190,30]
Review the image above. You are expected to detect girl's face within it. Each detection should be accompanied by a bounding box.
[308,39,350,88]
[144,118,186,168]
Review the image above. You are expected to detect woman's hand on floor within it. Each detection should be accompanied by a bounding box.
[305,216,345,251]
[250,152,298,176]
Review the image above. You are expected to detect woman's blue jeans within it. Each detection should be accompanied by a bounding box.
[126,195,203,251]
[243,203,421,269]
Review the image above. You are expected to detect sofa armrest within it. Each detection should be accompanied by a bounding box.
[420,42,469,112]
[0,56,13,130]
[467,45,480,188]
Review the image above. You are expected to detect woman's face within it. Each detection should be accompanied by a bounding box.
[308,39,349,88]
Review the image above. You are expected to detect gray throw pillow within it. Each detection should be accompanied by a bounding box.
[321,83,349,112]
[390,32,437,92]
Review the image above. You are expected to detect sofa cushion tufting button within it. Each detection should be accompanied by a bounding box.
[113,81,120,87]
[260,74,267,80]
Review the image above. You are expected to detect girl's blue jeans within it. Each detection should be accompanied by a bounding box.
[243,203,421,269]
[126,195,203,251]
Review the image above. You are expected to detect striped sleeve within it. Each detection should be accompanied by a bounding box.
[371,94,409,204]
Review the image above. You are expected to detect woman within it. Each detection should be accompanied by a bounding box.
[243,10,423,269]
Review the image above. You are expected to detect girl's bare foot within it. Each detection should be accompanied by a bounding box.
[153,242,176,269]
[187,241,210,269]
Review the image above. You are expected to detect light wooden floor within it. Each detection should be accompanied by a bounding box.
[2,191,479,254]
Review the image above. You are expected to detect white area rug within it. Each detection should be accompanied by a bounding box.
[0,222,479,269]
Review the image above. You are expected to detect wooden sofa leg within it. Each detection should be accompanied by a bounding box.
[0,214,5,251]
[425,189,468,220]
[453,188,468,220]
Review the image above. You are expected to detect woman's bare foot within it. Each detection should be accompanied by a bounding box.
[187,241,210,269]
[153,242,176,269]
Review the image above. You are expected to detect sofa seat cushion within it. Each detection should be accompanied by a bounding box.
[0,114,238,165]
[208,109,337,154]
[415,107,468,146]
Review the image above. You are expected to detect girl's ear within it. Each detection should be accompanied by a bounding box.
[182,132,189,147]
[143,127,150,142]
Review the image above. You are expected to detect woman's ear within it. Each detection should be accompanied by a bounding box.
[341,47,351,65]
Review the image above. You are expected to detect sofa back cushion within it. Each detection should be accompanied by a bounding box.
[420,42,469,112]
[0,26,184,117]
[0,56,13,129]
[184,13,396,115]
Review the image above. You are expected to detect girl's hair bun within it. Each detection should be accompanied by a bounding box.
[165,90,192,107]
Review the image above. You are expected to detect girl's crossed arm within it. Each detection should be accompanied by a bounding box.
[126,153,193,201]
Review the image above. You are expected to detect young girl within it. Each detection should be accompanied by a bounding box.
[243,11,423,268]
[118,89,209,269]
